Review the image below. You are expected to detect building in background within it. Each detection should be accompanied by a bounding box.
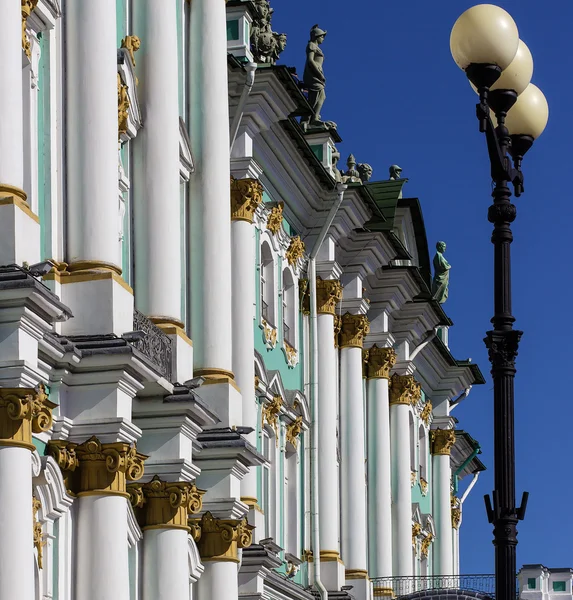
[519,566,573,600]
[0,1,485,599]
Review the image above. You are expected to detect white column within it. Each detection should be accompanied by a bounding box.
[197,563,238,600]
[65,0,119,269]
[143,529,189,599]
[0,0,24,191]
[366,347,397,581]
[230,179,263,505]
[76,495,130,600]
[133,0,182,325]
[340,314,369,578]
[0,448,34,600]
[431,429,455,576]
[189,0,233,376]
[390,374,421,577]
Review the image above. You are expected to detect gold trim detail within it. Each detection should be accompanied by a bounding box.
[412,523,422,551]
[366,346,397,380]
[190,512,253,563]
[421,533,434,558]
[299,279,310,315]
[193,367,235,379]
[286,416,303,448]
[285,236,305,266]
[316,277,343,315]
[266,202,284,234]
[411,470,417,487]
[333,314,342,348]
[338,313,370,349]
[262,395,282,439]
[262,319,278,349]
[430,429,456,456]
[319,550,340,562]
[121,35,141,67]
[420,400,433,426]
[0,185,39,223]
[33,496,46,569]
[48,270,134,295]
[118,73,130,138]
[241,496,258,507]
[420,477,428,496]
[128,475,204,530]
[283,340,298,368]
[362,348,370,378]
[156,324,193,346]
[149,316,186,329]
[373,587,395,598]
[230,177,263,223]
[451,495,461,529]
[22,0,38,59]
[346,569,368,579]
[0,183,28,203]
[55,436,148,497]
[67,260,122,276]
[389,374,421,406]
[0,385,56,451]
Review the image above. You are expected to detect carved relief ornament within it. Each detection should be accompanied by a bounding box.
[121,35,141,67]
[286,416,303,448]
[118,73,130,138]
[451,495,461,529]
[262,395,282,438]
[190,511,253,562]
[412,522,422,550]
[366,346,397,380]
[0,385,56,450]
[266,202,284,234]
[22,0,38,60]
[316,277,343,315]
[33,496,46,568]
[230,177,263,223]
[389,374,422,406]
[421,533,434,558]
[338,313,370,349]
[420,400,433,426]
[285,236,305,266]
[333,314,342,348]
[430,429,456,456]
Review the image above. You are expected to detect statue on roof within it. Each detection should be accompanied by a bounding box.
[251,0,287,64]
[331,149,343,183]
[302,25,337,132]
[357,163,373,183]
[343,154,361,183]
[389,165,402,180]
[432,241,451,304]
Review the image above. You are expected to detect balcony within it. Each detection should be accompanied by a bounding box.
[371,575,500,599]
[131,309,173,381]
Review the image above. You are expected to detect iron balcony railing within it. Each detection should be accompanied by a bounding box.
[132,309,173,381]
[371,575,501,598]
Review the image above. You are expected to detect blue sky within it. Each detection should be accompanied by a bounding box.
[274,0,572,574]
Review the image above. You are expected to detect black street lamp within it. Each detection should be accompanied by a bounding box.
[450,6,549,600]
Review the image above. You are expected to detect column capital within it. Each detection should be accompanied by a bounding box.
[389,374,421,406]
[430,429,456,455]
[366,346,397,379]
[0,385,56,450]
[339,312,370,349]
[51,436,147,497]
[266,202,284,234]
[285,236,305,266]
[190,511,254,563]
[316,277,343,315]
[128,475,204,530]
[230,177,263,223]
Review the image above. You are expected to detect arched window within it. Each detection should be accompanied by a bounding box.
[261,242,275,325]
[419,424,427,481]
[282,268,296,346]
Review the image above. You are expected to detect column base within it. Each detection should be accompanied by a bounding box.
[373,587,395,598]
[196,377,242,428]
[309,552,346,591]
[0,186,40,266]
[345,573,370,600]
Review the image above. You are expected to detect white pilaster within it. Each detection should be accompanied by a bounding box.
[143,529,189,600]
[76,495,130,600]
[197,562,238,600]
[189,0,234,377]
[133,0,182,325]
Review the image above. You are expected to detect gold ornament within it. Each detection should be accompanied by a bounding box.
[334,314,342,348]
[299,279,310,315]
[430,429,456,456]
[121,35,141,67]
[266,202,284,234]
[412,523,422,550]
[189,511,253,562]
[262,395,282,439]
[21,0,38,60]
[316,277,343,315]
[230,177,263,223]
[366,346,397,380]
[262,319,277,348]
[286,416,303,448]
[420,477,428,496]
[118,74,130,138]
[389,374,421,406]
[338,313,370,349]
[451,495,461,529]
[420,400,433,426]
[32,496,46,569]
[285,236,305,266]
[421,533,434,558]
[284,340,297,367]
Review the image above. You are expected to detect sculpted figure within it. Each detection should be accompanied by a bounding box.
[343,154,361,183]
[250,0,286,64]
[389,164,403,180]
[432,241,451,304]
[357,163,373,183]
[302,25,328,128]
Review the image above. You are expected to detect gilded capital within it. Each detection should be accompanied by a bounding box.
[430,429,456,455]
[74,436,147,497]
[128,475,204,530]
[389,374,421,406]
[316,277,342,315]
[22,0,38,60]
[230,177,263,223]
[190,511,254,562]
[338,313,370,349]
[266,202,284,234]
[286,416,303,448]
[0,385,57,450]
[367,346,397,379]
[285,236,305,266]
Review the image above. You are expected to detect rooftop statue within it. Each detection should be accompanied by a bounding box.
[302,25,336,132]
[251,0,287,64]
[357,163,373,183]
[343,154,361,183]
[331,149,343,183]
[432,241,451,304]
[389,164,403,180]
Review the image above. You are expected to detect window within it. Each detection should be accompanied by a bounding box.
[553,582,566,592]
[261,242,275,325]
[282,268,296,346]
[262,426,278,539]
[528,578,536,590]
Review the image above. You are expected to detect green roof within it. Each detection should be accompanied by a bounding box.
[365,179,409,221]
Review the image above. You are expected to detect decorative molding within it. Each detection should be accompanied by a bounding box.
[22,0,38,59]
[283,340,298,368]
[190,512,253,563]
[132,309,173,380]
[389,374,421,406]
[362,348,370,378]
[0,385,56,451]
[286,416,303,448]
[285,236,305,266]
[230,177,263,223]
[299,279,310,315]
[412,522,422,551]
[420,477,428,496]
[118,73,130,138]
[128,475,204,530]
[451,495,461,529]
[120,35,140,67]
[333,314,342,348]
[266,202,284,234]
[316,277,343,315]
[421,533,434,558]
[366,346,397,380]
[420,400,433,427]
[262,395,282,439]
[261,318,277,349]
[411,470,417,487]
[32,496,46,568]
[430,429,456,456]
[338,313,370,349]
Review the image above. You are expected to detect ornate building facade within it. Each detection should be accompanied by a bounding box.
[0,1,485,599]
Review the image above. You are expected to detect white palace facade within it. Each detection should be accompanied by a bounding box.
[0,1,485,599]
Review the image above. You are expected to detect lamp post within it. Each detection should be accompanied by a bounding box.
[450,6,549,600]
